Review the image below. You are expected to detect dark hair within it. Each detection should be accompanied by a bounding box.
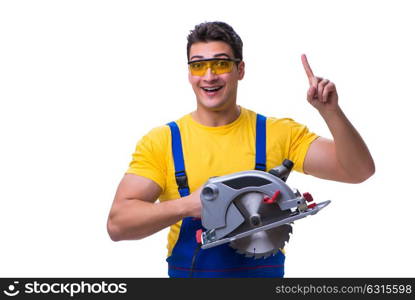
[186,21,243,61]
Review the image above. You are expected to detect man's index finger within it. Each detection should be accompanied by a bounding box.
[301,54,316,85]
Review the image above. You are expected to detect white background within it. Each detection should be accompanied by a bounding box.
[1,0,414,277]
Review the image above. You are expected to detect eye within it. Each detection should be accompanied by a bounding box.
[190,62,204,69]
[215,60,230,68]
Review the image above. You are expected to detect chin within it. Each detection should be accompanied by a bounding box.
[199,99,229,111]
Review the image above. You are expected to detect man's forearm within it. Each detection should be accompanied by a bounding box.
[320,107,375,181]
[107,196,190,241]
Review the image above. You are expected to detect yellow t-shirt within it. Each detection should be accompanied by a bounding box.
[126,106,319,256]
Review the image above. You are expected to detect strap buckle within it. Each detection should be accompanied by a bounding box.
[175,171,189,189]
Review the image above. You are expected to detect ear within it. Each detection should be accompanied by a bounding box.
[237,61,245,80]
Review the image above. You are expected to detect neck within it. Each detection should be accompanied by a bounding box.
[191,104,241,127]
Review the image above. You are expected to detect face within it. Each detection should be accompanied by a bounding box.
[188,41,245,112]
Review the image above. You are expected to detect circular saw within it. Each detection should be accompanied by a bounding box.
[196,159,331,259]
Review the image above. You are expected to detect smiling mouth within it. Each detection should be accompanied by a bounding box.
[201,86,223,93]
[201,86,223,97]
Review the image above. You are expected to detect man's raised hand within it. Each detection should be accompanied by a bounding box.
[301,54,339,113]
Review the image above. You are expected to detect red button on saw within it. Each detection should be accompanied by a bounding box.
[303,192,313,202]
[263,190,281,204]
[307,203,317,209]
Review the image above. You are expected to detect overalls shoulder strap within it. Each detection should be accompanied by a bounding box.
[255,113,267,171]
[167,121,190,197]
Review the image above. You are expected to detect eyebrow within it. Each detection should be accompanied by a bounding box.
[189,53,231,61]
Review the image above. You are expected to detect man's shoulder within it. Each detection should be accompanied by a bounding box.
[266,116,296,125]
[140,124,171,147]
[243,107,295,123]
[144,113,191,140]
[257,111,310,135]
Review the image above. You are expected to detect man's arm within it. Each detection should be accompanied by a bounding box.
[303,111,375,183]
[301,54,375,183]
[107,174,201,241]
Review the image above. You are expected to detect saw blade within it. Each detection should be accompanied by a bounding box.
[230,192,293,259]
[231,225,292,258]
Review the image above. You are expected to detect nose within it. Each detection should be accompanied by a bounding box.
[203,67,218,82]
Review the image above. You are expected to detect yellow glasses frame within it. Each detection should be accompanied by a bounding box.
[188,58,241,76]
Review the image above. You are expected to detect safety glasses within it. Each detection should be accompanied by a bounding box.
[188,58,241,76]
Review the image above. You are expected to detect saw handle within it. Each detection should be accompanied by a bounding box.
[268,159,294,182]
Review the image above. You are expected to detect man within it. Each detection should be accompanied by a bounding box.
[107,21,375,277]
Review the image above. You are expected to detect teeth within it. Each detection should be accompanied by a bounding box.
[202,87,221,92]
